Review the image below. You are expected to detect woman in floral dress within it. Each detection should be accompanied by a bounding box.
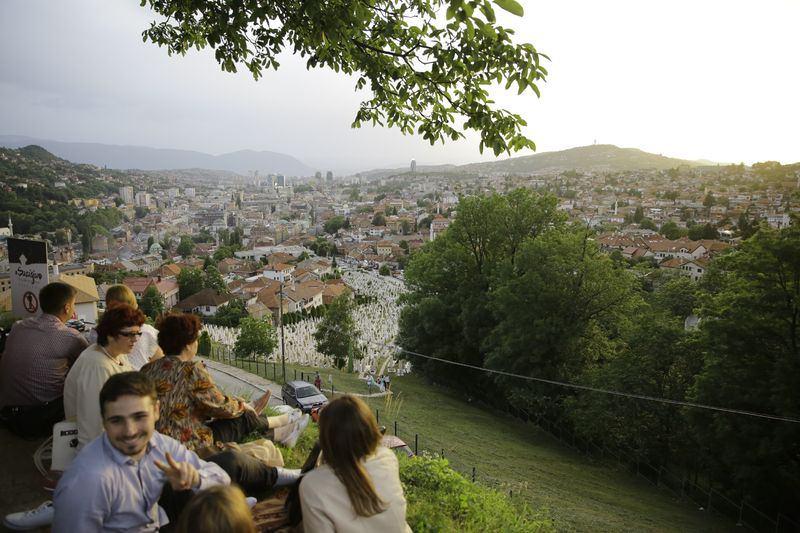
[141,313,308,455]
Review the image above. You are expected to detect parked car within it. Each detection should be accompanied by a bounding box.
[281,380,328,413]
[65,319,86,332]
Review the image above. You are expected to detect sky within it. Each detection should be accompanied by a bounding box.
[0,0,798,174]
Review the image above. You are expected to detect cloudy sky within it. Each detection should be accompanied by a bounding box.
[1,0,798,173]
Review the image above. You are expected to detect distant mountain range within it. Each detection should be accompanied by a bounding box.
[0,135,314,176]
[360,145,719,179]
[0,135,719,179]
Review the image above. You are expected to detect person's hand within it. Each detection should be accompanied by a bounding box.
[154,452,200,491]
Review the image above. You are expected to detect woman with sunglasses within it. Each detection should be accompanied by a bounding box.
[63,303,146,449]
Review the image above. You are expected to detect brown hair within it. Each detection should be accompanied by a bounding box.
[156,313,202,356]
[105,284,138,308]
[99,371,157,416]
[175,485,255,533]
[39,282,77,315]
[95,304,145,346]
[318,395,386,517]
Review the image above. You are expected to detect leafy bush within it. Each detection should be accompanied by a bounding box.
[276,426,552,531]
[400,455,552,532]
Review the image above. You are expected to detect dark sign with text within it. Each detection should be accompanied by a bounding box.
[8,238,49,318]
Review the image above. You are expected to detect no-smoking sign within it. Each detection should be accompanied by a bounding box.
[23,291,39,313]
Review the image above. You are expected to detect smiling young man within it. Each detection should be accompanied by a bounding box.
[52,372,302,532]
[63,304,145,448]
[53,372,231,532]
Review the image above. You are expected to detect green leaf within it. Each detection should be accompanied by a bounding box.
[493,0,524,17]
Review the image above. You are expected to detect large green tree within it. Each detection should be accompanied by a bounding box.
[398,189,566,390]
[208,298,248,328]
[314,295,361,370]
[141,0,548,155]
[203,265,227,293]
[197,330,212,356]
[177,267,204,300]
[139,285,165,320]
[689,223,800,511]
[324,215,347,235]
[234,317,278,359]
[567,277,702,467]
[177,235,195,257]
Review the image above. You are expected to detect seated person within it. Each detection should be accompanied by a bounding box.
[141,313,308,455]
[299,395,412,533]
[53,372,301,532]
[88,284,164,370]
[63,304,145,448]
[0,282,89,438]
[175,485,256,533]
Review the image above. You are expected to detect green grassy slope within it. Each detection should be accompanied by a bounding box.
[357,374,733,532]
[229,356,733,531]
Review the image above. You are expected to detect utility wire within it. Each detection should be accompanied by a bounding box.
[389,343,800,424]
[310,320,800,424]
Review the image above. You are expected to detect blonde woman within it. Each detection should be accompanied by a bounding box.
[299,395,411,532]
[175,485,256,533]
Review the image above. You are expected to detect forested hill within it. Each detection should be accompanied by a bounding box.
[460,144,715,174]
[0,135,313,177]
[360,144,716,179]
[0,145,128,238]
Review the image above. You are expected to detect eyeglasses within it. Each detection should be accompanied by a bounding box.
[117,331,143,338]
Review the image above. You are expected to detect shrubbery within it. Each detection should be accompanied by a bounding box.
[278,425,550,531]
[400,455,552,532]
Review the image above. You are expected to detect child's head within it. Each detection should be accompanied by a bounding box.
[175,485,255,533]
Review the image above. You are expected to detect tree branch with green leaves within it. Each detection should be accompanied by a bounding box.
[140,0,548,155]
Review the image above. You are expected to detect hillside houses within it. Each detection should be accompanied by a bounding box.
[598,233,730,280]
[123,276,180,308]
[174,288,232,316]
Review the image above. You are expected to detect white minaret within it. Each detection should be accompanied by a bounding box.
[7,216,12,236]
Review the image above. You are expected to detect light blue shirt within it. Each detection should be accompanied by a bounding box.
[53,431,230,532]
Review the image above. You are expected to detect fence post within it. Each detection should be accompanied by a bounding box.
[441,448,444,458]
[472,467,476,483]
[332,382,335,396]
[376,408,380,425]
[414,434,418,455]
[394,421,397,436]
[294,369,297,380]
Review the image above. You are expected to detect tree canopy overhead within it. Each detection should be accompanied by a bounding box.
[140,0,548,155]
